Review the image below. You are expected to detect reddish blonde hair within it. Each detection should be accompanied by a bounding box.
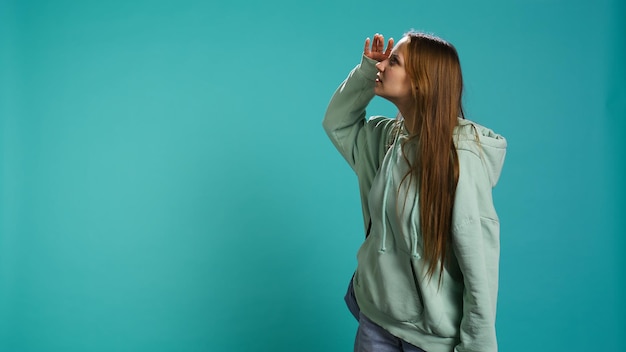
[399,32,463,283]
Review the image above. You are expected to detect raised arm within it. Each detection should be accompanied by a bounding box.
[323,34,396,171]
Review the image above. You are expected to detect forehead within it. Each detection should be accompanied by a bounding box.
[391,36,410,56]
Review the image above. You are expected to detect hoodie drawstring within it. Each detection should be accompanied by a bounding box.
[379,124,402,253]
[379,121,421,259]
[409,197,421,259]
[379,165,392,253]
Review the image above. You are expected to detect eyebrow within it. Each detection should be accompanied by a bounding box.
[390,53,402,64]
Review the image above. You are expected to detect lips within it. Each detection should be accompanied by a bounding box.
[376,74,383,83]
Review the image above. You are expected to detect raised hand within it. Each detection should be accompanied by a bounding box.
[364,33,394,62]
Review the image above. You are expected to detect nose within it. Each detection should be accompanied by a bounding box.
[376,60,385,71]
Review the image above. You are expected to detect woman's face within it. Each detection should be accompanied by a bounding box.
[374,37,412,108]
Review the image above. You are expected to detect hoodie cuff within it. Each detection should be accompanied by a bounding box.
[357,54,379,81]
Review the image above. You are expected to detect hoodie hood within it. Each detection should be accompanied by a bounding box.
[454,118,507,187]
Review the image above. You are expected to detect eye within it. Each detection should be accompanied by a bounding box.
[389,55,399,66]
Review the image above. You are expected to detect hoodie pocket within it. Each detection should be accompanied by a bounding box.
[355,248,425,322]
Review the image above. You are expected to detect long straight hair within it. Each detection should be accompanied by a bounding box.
[399,32,464,283]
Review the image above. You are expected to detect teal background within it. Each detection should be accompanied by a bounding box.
[1,0,624,351]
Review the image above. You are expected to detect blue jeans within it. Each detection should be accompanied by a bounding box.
[354,313,427,352]
[344,274,361,321]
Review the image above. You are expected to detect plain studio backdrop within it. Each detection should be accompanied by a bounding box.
[1,0,624,351]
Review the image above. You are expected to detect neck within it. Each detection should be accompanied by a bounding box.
[397,103,416,134]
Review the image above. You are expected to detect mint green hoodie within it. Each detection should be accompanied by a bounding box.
[323,55,506,352]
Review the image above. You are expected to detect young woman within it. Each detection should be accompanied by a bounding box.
[323,32,507,352]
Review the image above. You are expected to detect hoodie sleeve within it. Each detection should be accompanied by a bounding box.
[452,149,500,352]
[323,55,395,173]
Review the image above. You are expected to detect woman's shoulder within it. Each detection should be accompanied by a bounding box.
[455,118,507,188]
[454,118,507,155]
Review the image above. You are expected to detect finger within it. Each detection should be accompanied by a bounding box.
[385,38,394,56]
[376,34,384,52]
[364,37,371,55]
